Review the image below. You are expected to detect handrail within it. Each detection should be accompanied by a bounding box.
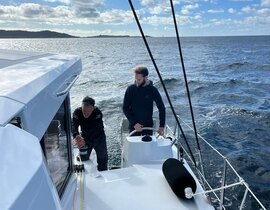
[177,115,227,159]
[172,116,267,210]
[128,127,157,137]
[219,158,227,210]
[56,75,79,97]
[120,118,266,209]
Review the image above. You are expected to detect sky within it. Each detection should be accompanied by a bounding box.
[0,0,269,37]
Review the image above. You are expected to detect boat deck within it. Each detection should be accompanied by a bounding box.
[79,157,214,210]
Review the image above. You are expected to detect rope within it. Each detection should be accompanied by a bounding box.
[73,171,84,210]
[73,153,84,210]
[128,0,197,167]
[79,172,84,210]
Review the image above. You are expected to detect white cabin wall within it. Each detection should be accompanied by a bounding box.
[0,124,62,210]
[21,60,81,140]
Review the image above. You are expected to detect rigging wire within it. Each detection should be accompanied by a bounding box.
[128,0,197,167]
[169,0,201,151]
[169,0,206,179]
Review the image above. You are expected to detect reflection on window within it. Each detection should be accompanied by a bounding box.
[9,117,22,128]
[43,100,70,193]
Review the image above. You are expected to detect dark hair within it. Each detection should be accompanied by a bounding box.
[133,66,148,77]
[82,96,95,106]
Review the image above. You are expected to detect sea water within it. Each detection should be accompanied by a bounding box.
[1,36,269,209]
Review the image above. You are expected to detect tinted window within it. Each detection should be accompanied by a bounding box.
[42,97,72,196]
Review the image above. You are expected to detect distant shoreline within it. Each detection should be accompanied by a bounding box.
[0,30,148,39]
[0,29,77,38]
[0,29,268,39]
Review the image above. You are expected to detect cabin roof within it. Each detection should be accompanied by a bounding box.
[0,49,81,126]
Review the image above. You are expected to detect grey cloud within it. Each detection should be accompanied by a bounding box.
[21,4,54,18]
[75,7,99,18]
[71,0,103,18]
[70,0,104,8]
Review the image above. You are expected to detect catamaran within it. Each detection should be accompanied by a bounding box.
[0,1,267,209]
[0,45,267,210]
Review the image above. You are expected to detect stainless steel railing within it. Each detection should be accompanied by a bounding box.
[165,116,267,210]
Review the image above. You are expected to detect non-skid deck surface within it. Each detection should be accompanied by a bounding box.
[82,161,214,210]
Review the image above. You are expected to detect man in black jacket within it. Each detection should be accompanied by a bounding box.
[123,66,166,136]
[72,96,108,171]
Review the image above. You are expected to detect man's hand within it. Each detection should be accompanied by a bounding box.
[74,135,85,149]
[134,123,143,132]
[157,127,164,136]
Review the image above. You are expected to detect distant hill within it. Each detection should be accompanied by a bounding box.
[0,29,152,38]
[0,30,78,38]
[86,35,131,38]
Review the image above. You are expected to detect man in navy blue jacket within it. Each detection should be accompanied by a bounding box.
[72,96,108,171]
[123,66,166,136]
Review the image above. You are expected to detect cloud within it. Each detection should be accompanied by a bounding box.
[0,3,133,26]
[181,3,199,14]
[229,0,253,2]
[0,0,269,36]
[70,0,104,18]
[140,0,181,7]
[148,5,171,15]
[143,15,172,26]
[244,15,270,25]
[99,9,133,24]
[182,3,199,10]
[140,1,173,15]
[45,0,70,4]
[241,6,254,13]
[0,3,73,20]
[143,14,191,26]
[241,6,270,15]
[75,7,99,18]
[207,9,224,13]
[141,0,154,6]
[261,0,270,7]
[70,0,104,8]
[20,3,53,18]
[209,15,270,28]
[257,8,270,15]
[228,8,236,13]
[193,15,202,20]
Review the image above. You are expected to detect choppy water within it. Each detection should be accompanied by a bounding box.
[1,36,269,209]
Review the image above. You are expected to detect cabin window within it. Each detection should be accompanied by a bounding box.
[9,117,22,128]
[42,96,73,197]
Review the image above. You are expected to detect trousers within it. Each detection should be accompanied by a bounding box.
[79,135,108,171]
